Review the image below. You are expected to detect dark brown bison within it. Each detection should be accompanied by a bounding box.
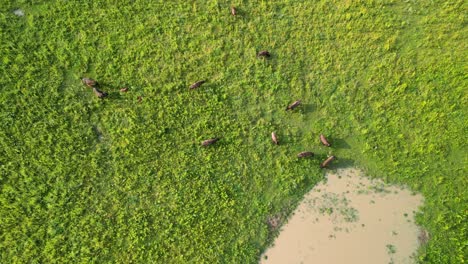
[92,87,107,99]
[286,100,301,110]
[271,132,279,145]
[257,50,270,58]
[320,156,335,168]
[231,6,236,16]
[81,77,97,87]
[202,138,219,146]
[320,134,331,147]
[297,151,314,158]
[189,80,206,89]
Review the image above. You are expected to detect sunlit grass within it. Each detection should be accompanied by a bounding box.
[0,0,466,263]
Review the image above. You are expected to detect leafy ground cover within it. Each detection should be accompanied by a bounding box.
[0,0,466,263]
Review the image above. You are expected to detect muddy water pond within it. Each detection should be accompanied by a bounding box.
[261,168,424,264]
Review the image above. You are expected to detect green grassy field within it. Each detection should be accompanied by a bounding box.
[0,0,466,263]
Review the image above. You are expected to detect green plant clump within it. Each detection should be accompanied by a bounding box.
[0,0,466,263]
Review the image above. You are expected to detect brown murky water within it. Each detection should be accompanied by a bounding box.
[261,168,423,264]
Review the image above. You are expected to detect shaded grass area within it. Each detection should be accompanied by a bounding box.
[0,0,466,263]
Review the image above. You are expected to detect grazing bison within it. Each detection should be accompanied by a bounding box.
[286,100,301,111]
[231,6,237,16]
[92,87,107,99]
[271,132,279,145]
[320,155,336,168]
[189,80,206,89]
[81,77,97,87]
[257,50,270,58]
[202,138,219,146]
[297,151,314,158]
[320,134,331,147]
[120,87,129,92]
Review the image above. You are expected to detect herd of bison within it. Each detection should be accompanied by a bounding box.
[79,6,336,170]
[81,74,335,169]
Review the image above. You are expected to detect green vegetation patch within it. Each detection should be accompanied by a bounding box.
[0,0,466,263]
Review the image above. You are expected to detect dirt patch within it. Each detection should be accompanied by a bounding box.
[261,168,424,264]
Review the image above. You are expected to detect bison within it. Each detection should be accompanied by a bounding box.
[81,77,97,87]
[297,151,314,158]
[271,132,279,145]
[320,155,336,168]
[286,100,301,111]
[320,134,331,147]
[189,80,206,90]
[202,138,219,146]
[231,6,237,16]
[257,50,270,58]
[92,87,107,99]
